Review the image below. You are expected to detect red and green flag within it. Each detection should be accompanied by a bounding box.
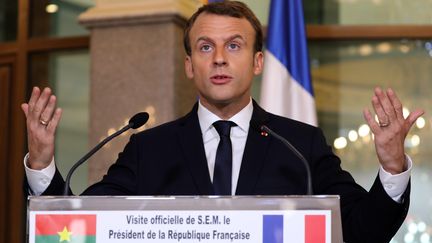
[35,214,96,243]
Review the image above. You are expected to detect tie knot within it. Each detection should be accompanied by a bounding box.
[213,120,236,137]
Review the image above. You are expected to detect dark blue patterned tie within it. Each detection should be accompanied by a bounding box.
[213,120,236,195]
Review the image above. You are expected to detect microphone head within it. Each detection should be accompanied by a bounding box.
[129,112,149,129]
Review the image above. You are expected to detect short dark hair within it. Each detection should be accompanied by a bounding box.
[183,1,263,56]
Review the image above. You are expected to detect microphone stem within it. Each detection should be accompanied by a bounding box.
[262,126,313,195]
[63,124,132,196]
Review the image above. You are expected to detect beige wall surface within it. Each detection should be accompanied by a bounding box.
[80,0,199,184]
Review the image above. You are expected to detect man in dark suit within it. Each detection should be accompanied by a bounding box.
[22,2,423,242]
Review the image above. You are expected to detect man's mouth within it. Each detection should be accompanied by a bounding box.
[210,74,233,84]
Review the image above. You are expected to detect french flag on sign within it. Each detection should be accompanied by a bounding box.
[263,214,326,243]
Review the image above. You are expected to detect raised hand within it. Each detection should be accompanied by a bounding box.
[363,87,424,174]
[21,87,62,170]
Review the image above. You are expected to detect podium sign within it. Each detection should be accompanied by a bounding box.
[27,196,342,243]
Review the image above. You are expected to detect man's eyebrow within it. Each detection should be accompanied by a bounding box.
[225,34,246,42]
[196,36,215,44]
[195,34,246,44]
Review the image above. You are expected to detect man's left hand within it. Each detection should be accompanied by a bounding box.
[363,87,424,174]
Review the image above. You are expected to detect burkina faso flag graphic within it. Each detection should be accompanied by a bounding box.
[35,214,96,243]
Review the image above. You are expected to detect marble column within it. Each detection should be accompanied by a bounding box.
[79,0,201,184]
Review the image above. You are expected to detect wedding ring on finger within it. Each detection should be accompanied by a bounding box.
[379,121,390,127]
[39,119,49,126]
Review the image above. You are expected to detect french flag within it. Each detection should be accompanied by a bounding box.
[260,0,317,126]
[263,214,326,243]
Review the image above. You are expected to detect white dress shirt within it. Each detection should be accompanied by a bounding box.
[197,99,253,195]
[25,98,412,201]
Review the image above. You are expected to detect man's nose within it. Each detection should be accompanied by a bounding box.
[213,48,227,67]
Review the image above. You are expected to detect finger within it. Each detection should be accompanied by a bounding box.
[405,109,425,130]
[40,95,57,122]
[363,108,380,134]
[46,108,62,134]
[27,87,41,111]
[386,88,404,122]
[21,103,29,118]
[374,87,397,120]
[371,95,388,124]
[30,87,52,121]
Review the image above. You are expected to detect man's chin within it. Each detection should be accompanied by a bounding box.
[201,96,234,106]
[202,96,250,108]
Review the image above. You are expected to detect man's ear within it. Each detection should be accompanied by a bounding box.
[253,51,264,75]
[185,55,194,79]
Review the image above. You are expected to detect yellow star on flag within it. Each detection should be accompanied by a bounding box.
[58,226,73,242]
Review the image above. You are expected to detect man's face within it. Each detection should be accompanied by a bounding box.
[185,13,263,110]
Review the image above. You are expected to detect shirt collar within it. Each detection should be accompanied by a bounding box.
[197,98,253,135]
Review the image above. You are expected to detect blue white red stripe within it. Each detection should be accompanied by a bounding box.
[263,214,326,243]
[260,0,317,126]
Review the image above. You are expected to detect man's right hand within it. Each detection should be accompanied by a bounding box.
[21,87,62,170]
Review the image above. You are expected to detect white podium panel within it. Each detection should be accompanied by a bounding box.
[27,196,343,243]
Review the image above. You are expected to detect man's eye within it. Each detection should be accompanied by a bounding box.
[228,43,239,50]
[200,45,212,52]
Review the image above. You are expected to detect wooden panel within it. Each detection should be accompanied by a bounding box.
[7,0,30,242]
[0,64,11,243]
[0,54,24,243]
[27,36,90,51]
[307,25,432,40]
[0,43,18,54]
[0,36,89,55]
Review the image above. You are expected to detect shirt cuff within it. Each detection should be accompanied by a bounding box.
[379,155,412,203]
[24,153,56,196]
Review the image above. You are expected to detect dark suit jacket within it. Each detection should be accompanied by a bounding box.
[37,101,408,243]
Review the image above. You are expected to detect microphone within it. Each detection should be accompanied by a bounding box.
[63,112,149,195]
[250,120,313,195]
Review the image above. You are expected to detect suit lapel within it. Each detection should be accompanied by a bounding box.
[177,104,214,195]
[235,101,271,195]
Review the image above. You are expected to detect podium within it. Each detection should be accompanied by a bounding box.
[27,196,343,243]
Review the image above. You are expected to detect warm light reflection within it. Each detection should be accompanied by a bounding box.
[334,137,347,150]
[46,4,58,13]
[416,117,426,129]
[399,45,410,53]
[144,105,156,129]
[403,107,410,119]
[358,124,370,137]
[376,42,391,53]
[359,44,373,56]
[411,135,420,147]
[107,128,116,136]
[348,130,358,142]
